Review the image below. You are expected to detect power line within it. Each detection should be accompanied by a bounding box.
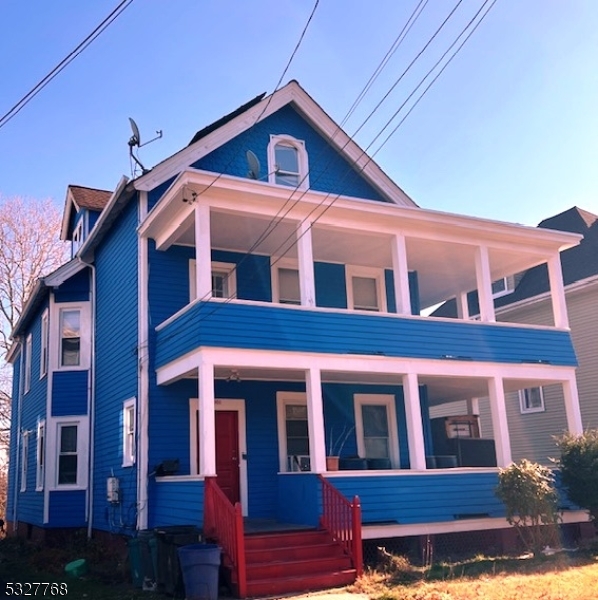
[0,0,135,130]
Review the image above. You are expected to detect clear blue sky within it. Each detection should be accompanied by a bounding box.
[1,0,596,227]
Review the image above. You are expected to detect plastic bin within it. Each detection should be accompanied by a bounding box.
[177,544,221,600]
[155,525,202,596]
[128,531,157,589]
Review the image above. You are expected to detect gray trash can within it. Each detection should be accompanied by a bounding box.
[177,544,221,600]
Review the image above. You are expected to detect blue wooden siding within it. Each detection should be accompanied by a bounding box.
[88,209,101,233]
[16,305,49,526]
[329,472,505,525]
[6,348,22,523]
[315,262,347,308]
[212,250,272,302]
[190,104,387,203]
[48,490,86,527]
[277,473,320,526]
[92,199,139,533]
[54,268,90,303]
[52,371,88,416]
[385,270,420,315]
[148,480,204,528]
[156,301,578,369]
[148,176,175,211]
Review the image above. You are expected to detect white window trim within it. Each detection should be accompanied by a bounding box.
[519,387,545,414]
[122,398,136,467]
[20,431,29,492]
[354,394,400,468]
[40,310,49,378]
[189,259,237,302]
[276,392,309,472]
[267,134,309,189]
[72,220,84,255]
[346,265,387,312]
[50,303,91,371]
[271,257,300,305]
[491,276,515,299]
[36,420,45,491]
[24,334,32,394]
[47,418,89,490]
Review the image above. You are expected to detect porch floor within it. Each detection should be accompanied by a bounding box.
[243,518,316,534]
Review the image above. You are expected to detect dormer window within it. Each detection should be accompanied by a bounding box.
[72,220,83,255]
[268,135,309,189]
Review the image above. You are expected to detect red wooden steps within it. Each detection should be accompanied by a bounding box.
[241,529,357,598]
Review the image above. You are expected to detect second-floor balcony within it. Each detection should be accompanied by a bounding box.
[139,169,581,334]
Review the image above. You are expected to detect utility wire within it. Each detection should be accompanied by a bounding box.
[186,0,498,328]
[0,0,135,130]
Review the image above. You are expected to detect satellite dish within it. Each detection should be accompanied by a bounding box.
[246,150,261,180]
[128,117,141,147]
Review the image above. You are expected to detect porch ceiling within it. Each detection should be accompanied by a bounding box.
[210,367,562,407]
[168,209,553,309]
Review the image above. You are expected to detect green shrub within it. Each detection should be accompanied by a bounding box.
[556,430,598,526]
[495,459,560,556]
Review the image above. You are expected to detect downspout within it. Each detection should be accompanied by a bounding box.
[12,338,24,530]
[85,263,97,539]
[137,191,149,530]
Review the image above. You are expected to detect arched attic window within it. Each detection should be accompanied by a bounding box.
[268,135,309,189]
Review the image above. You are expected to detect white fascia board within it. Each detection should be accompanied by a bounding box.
[6,339,21,364]
[44,258,87,287]
[60,187,81,241]
[133,81,416,207]
[139,168,581,256]
[157,345,577,387]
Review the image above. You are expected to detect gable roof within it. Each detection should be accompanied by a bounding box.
[134,80,418,207]
[60,184,112,241]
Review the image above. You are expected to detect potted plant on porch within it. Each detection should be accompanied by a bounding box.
[326,424,354,471]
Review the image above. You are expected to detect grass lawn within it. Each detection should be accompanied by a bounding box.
[351,546,598,600]
[2,535,598,599]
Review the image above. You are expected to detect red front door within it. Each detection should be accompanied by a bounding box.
[215,411,241,505]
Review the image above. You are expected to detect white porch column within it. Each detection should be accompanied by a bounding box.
[402,373,426,470]
[563,374,583,435]
[194,203,212,301]
[305,367,327,472]
[456,292,470,320]
[198,360,216,476]
[547,254,569,329]
[391,234,411,315]
[297,221,316,307]
[487,377,512,467]
[474,245,495,323]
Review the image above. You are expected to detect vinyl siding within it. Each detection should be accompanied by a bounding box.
[53,268,90,303]
[92,199,139,532]
[191,104,388,203]
[156,301,577,369]
[493,282,598,464]
[149,480,204,528]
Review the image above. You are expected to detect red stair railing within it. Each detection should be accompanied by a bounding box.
[204,476,247,598]
[318,475,363,576]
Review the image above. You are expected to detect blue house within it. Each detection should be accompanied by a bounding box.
[6,81,588,596]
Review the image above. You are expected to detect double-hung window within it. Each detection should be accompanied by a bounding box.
[60,309,81,367]
[24,334,32,393]
[40,310,48,378]
[519,387,545,414]
[272,259,301,305]
[122,399,136,467]
[276,393,310,472]
[346,266,387,312]
[268,135,309,189]
[57,424,78,485]
[20,432,29,492]
[36,420,45,491]
[189,260,237,301]
[354,394,399,468]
